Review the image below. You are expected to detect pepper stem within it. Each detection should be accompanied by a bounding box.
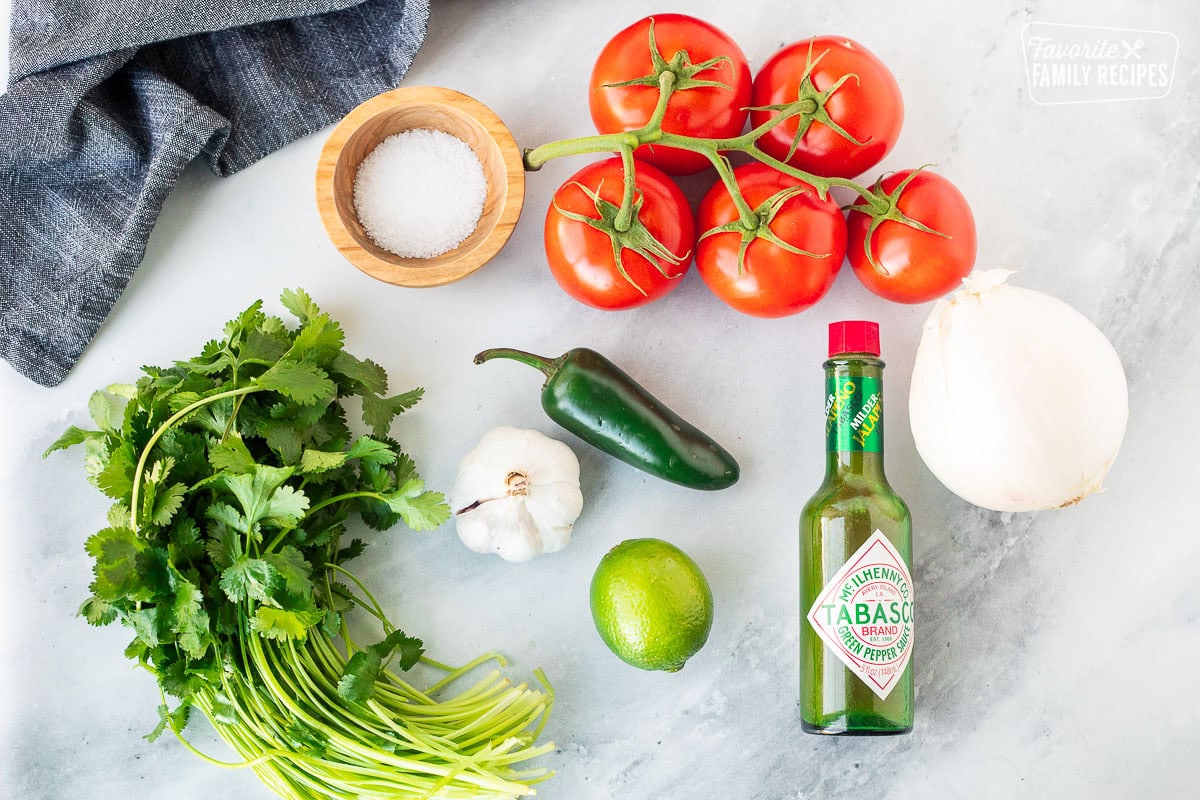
[474,348,564,380]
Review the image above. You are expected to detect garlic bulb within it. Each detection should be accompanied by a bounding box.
[451,427,584,562]
[909,270,1128,512]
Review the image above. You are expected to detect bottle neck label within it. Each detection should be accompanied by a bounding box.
[825,375,883,453]
[805,530,914,700]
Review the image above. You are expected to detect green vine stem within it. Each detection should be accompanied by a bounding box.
[524,99,875,204]
[522,26,945,268]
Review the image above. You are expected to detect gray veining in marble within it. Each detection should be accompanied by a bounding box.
[3,0,1199,798]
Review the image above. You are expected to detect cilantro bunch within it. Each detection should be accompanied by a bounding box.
[47,290,554,799]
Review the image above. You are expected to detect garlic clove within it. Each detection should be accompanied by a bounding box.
[456,497,546,563]
[523,481,583,554]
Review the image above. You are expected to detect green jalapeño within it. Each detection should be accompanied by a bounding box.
[800,321,913,735]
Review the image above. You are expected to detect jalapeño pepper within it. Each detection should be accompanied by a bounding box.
[474,347,740,490]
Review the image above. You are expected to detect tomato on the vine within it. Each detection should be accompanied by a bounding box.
[847,169,976,304]
[544,157,695,311]
[696,164,846,318]
[751,36,903,179]
[589,14,752,176]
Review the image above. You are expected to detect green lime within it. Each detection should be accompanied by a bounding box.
[589,538,714,672]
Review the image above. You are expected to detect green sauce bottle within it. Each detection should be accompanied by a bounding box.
[800,321,914,735]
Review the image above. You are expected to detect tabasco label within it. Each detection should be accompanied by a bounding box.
[806,530,914,700]
[825,375,882,453]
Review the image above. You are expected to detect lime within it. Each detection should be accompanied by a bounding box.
[589,538,714,672]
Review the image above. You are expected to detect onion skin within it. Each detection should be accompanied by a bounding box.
[908,270,1129,513]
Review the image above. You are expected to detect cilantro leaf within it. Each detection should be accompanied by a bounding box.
[219,466,308,529]
[285,721,329,757]
[189,396,235,436]
[207,436,257,474]
[267,485,309,527]
[265,546,315,598]
[319,610,343,639]
[260,420,304,465]
[299,449,348,474]
[88,387,132,433]
[337,630,424,703]
[346,437,396,467]
[240,328,290,365]
[185,339,233,375]
[95,443,136,501]
[126,606,166,648]
[382,479,450,531]
[135,547,175,597]
[287,313,345,365]
[251,607,324,641]
[86,527,147,601]
[42,425,102,457]
[172,578,211,659]
[205,501,247,535]
[107,502,132,528]
[204,541,235,574]
[219,557,281,605]
[139,457,187,528]
[337,538,368,563]
[157,429,210,484]
[361,388,424,439]
[256,360,336,406]
[146,703,191,743]
[224,299,265,342]
[149,482,188,527]
[331,351,388,395]
[280,287,321,323]
[79,596,117,626]
[168,517,206,565]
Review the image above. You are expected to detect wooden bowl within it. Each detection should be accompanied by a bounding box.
[315,86,525,287]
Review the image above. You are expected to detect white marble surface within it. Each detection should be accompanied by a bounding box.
[3,0,1199,797]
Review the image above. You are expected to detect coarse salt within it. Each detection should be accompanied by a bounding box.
[353,129,487,259]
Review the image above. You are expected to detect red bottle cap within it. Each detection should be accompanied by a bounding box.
[828,320,880,357]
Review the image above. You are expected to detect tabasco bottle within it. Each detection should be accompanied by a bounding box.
[800,320,914,735]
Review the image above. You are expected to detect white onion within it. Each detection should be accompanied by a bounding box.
[909,270,1128,512]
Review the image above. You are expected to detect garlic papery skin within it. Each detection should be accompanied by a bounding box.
[451,427,584,562]
[909,269,1129,513]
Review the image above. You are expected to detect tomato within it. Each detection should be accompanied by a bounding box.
[544,157,695,310]
[846,170,976,304]
[751,37,903,179]
[590,14,752,175]
[695,164,846,318]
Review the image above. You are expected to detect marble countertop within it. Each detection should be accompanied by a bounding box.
[3,1,1198,797]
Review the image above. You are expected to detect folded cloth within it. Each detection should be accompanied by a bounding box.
[1,0,430,386]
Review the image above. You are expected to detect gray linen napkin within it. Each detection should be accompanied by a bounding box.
[0,0,430,386]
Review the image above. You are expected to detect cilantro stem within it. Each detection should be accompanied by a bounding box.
[129,385,261,533]
[325,563,390,633]
[261,490,387,554]
[302,491,384,521]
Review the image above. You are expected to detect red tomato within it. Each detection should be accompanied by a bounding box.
[846,170,976,304]
[544,157,695,310]
[590,14,752,175]
[696,164,846,318]
[751,37,903,179]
